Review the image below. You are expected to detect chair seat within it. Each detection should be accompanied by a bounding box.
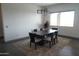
[44,37,51,42]
[35,38,42,42]
[53,35,55,39]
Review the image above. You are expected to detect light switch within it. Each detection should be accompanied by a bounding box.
[6,25,8,28]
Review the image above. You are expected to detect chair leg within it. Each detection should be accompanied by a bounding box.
[52,40,54,45]
[51,38,55,45]
[49,42,51,48]
[54,34,56,44]
[51,37,54,45]
[30,42,31,48]
[35,43,37,49]
[56,38,58,43]
[53,38,55,44]
[55,32,58,43]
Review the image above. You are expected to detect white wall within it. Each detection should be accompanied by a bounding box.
[0,4,3,37]
[46,3,79,38]
[1,3,42,42]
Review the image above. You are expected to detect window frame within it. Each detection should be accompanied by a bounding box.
[49,11,75,27]
[50,13,59,26]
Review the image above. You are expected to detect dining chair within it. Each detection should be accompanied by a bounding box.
[44,31,58,47]
[29,33,42,49]
[53,31,58,44]
[52,28,58,44]
[44,33,54,48]
[44,38,52,48]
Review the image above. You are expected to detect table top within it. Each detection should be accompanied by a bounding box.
[32,29,58,36]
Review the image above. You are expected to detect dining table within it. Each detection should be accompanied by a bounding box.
[31,28,58,45]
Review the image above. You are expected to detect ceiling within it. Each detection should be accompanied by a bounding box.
[32,3,57,7]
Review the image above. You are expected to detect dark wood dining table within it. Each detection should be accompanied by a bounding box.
[31,29,58,45]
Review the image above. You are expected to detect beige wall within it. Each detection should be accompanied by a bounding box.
[46,3,79,38]
[1,3,42,42]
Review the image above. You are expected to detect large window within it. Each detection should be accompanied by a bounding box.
[50,11,75,27]
[50,13,58,26]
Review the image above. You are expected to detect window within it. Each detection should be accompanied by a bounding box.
[50,13,58,26]
[60,11,75,27]
[50,11,75,27]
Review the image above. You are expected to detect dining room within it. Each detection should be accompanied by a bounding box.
[0,3,79,56]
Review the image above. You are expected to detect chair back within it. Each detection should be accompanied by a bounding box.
[33,29,37,32]
[46,33,54,38]
[29,33,36,42]
[40,28,43,31]
[54,31,58,39]
[52,28,58,30]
